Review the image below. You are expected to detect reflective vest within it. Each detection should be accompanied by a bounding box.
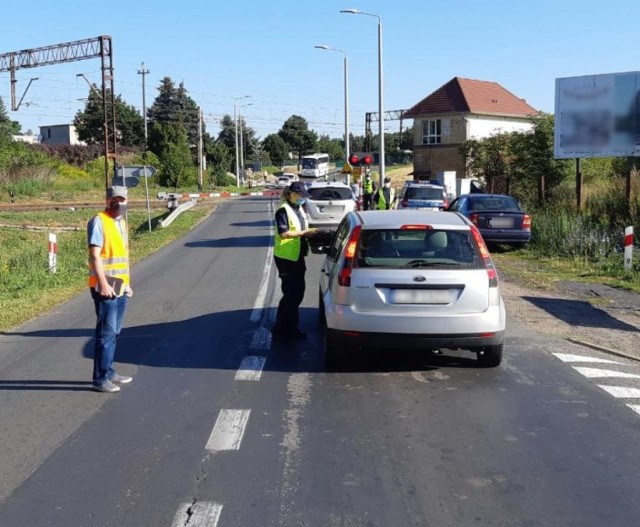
[274,202,308,261]
[88,211,130,288]
[376,187,396,210]
[363,178,374,194]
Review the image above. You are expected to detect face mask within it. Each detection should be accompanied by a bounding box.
[295,198,306,206]
[107,202,127,217]
[384,183,391,188]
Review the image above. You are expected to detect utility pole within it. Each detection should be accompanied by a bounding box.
[137,62,149,149]
[239,111,245,187]
[198,107,204,191]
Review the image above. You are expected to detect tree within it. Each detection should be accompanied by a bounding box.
[316,135,343,161]
[0,96,20,138]
[148,122,194,188]
[278,115,317,168]
[206,140,233,181]
[262,133,289,167]
[147,77,201,149]
[73,86,145,147]
[215,114,259,175]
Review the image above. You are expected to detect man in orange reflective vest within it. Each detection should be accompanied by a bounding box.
[87,186,134,393]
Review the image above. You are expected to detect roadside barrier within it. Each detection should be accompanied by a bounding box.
[48,233,57,273]
[624,226,634,270]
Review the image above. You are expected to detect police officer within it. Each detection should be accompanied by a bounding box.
[362,169,376,211]
[373,176,396,210]
[271,182,318,340]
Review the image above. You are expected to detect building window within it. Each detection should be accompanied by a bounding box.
[422,119,441,144]
[47,128,52,139]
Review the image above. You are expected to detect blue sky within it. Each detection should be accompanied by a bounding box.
[2,0,639,140]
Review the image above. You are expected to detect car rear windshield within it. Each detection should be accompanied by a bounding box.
[309,187,353,200]
[356,229,482,269]
[469,196,520,211]
[405,187,444,200]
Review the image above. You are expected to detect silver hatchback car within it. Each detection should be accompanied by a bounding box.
[318,210,506,366]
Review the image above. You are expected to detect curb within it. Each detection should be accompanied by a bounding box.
[565,337,640,363]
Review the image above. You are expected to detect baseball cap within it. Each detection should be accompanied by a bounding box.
[107,186,128,200]
[288,181,310,197]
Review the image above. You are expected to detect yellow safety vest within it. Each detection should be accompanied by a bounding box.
[274,202,308,261]
[376,187,396,210]
[363,179,374,193]
[88,211,130,288]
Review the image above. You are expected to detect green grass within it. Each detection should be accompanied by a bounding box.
[0,204,215,332]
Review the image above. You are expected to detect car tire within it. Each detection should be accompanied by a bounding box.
[476,343,503,367]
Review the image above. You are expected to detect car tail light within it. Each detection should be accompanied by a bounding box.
[522,214,531,230]
[469,213,479,226]
[400,199,408,208]
[338,225,361,287]
[470,226,498,288]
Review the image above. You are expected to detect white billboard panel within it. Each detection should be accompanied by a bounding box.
[554,72,640,159]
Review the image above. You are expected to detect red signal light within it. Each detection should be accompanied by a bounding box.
[362,155,372,165]
[349,154,360,166]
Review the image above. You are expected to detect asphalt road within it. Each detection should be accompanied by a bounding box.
[1,196,640,526]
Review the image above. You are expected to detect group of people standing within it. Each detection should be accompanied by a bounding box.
[360,169,396,211]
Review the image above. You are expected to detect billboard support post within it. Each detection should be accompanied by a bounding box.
[576,158,582,211]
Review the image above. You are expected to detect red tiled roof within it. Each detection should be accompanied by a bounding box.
[403,77,538,118]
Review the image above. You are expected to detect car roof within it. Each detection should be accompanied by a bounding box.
[308,181,350,188]
[459,193,515,199]
[402,180,444,189]
[355,210,470,229]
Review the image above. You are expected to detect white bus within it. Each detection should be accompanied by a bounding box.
[300,153,330,179]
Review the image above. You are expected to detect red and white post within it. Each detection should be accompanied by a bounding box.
[48,233,57,273]
[624,226,634,271]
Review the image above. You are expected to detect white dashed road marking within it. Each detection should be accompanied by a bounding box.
[249,327,272,350]
[597,386,640,398]
[171,501,222,527]
[553,353,622,364]
[235,356,267,381]
[572,367,640,379]
[206,409,251,452]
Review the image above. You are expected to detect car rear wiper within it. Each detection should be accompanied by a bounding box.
[404,259,463,268]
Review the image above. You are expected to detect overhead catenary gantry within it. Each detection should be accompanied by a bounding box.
[0,36,117,193]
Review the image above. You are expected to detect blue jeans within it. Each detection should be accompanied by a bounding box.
[91,288,128,386]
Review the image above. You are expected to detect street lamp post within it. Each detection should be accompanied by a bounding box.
[238,102,254,187]
[340,8,385,188]
[233,95,251,187]
[314,45,350,181]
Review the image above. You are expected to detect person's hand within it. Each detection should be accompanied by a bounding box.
[125,285,133,298]
[98,281,116,298]
[304,228,319,236]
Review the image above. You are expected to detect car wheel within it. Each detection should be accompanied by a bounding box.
[476,343,503,367]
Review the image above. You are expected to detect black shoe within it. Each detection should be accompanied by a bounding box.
[289,330,307,339]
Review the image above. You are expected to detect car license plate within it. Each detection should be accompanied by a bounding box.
[390,289,454,304]
[489,217,514,228]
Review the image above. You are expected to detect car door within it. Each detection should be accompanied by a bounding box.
[320,215,352,300]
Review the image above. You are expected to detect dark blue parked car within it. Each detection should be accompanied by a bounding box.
[447,194,531,247]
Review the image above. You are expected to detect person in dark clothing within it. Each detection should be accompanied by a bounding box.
[271,181,318,340]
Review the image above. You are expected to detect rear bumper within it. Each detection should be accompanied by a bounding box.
[480,229,531,244]
[326,327,505,350]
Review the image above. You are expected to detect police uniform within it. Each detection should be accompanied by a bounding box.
[272,201,310,338]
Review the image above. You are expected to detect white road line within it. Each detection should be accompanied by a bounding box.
[206,409,251,452]
[627,405,640,416]
[598,386,640,398]
[235,356,266,381]
[554,353,621,364]
[573,367,640,379]
[249,327,272,350]
[250,201,275,324]
[171,501,222,527]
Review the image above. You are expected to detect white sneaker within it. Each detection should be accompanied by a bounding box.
[94,380,121,393]
[111,374,133,384]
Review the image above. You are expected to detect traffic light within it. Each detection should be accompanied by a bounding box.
[348,152,374,166]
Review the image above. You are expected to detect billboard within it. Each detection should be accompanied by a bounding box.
[554,72,640,159]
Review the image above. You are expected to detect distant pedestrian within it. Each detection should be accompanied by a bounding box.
[271,182,318,340]
[362,170,376,210]
[87,186,133,393]
[373,177,396,210]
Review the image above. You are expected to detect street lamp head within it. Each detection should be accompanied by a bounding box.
[314,45,330,49]
[340,8,361,14]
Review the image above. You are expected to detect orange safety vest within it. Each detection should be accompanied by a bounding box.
[88,211,130,288]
